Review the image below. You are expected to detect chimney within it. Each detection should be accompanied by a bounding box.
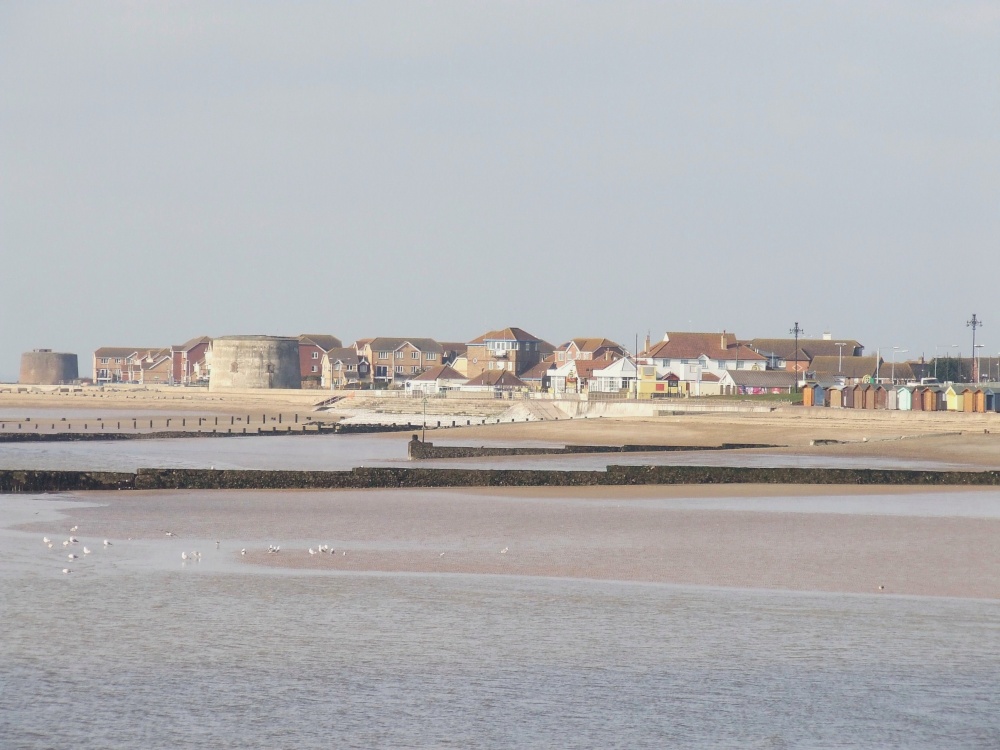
[721,330,727,350]
[646,333,652,351]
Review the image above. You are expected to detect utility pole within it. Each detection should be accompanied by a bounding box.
[789,322,804,392]
[967,314,983,383]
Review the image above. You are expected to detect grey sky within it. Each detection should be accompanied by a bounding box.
[2,2,998,380]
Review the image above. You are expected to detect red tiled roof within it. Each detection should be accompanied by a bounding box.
[643,332,766,361]
[465,370,528,387]
[468,327,542,344]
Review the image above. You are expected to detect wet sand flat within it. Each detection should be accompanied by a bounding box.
[20,484,1000,599]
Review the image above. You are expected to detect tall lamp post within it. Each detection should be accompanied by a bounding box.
[890,346,908,384]
[967,314,983,383]
[789,322,804,393]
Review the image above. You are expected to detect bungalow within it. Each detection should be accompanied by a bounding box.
[405,365,467,395]
[462,370,529,393]
[590,357,637,395]
[636,365,682,399]
[549,357,622,395]
[520,356,556,392]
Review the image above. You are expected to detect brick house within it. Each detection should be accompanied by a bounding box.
[93,347,170,385]
[465,327,552,379]
[357,338,444,388]
[170,336,211,385]
[321,347,369,389]
[299,335,344,388]
[554,338,626,365]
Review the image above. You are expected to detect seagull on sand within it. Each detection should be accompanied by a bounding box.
[69,537,79,543]
[47,543,53,549]
[878,585,885,591]
[62,568,72,574]
[70,526,78,533]
[181,552,189,561]
[67,553,78,560]
[165,531,176,537]
[103,539,112,546]
[240,549,247,556]
[43,537,50,544]
[62,540,70,547]
[308,548,316,555]
[500,547,509,554]
[83,547,91,555]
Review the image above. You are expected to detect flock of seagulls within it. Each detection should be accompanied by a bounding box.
[46,524,517,575]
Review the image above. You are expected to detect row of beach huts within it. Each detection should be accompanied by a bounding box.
[803,382,1000,413]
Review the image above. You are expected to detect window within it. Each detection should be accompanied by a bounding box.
[411,366,419,373]
[335,363,341,370]
[346,364,354,371]
[100,358,109,364]
[378,351,389,359]
[425,353,437,361]
[375,365,388,378]
[311,365,318,373]
[489,362,495,370]
[311,351,319,359]
[395,351,404,359]
[395,365,403,374]
[411,351,419,359]
[115,358,122,364]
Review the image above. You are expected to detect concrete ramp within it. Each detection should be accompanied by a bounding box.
[501,401,571,422]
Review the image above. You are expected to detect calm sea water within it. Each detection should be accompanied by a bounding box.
[0,433,966,472]
[1,438,998,747]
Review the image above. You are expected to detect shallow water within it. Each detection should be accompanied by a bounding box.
[2,454,999,746]
[0,433,967,472]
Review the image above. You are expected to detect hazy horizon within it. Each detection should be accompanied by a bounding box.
[2,2,998,381]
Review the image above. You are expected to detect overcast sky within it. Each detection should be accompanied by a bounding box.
[2,2,998,379]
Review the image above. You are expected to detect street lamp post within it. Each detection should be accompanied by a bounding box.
[890,347,908,384]
[835,342,846,374]
[789,322,804,393]
[967,314,983,382]
[974,344,985,382]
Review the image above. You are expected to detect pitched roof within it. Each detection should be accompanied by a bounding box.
[519,356,557,382]
[465,370,528,388]
[299,334,343,351]
[94,347,159,359]
[562,337,624,353]
[468,327,542,344]
[171,335,211,352]
[749,338,864,361]
[809,355,880,379]
[410,365,466,382]
[365,337,443,353]
[724,370,798,388]
[643,332,766,361]
[324,347,361,365]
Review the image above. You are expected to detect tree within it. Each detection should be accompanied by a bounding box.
[932,357,971,383]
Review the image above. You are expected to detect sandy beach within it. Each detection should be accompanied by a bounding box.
[19,484,1000,600]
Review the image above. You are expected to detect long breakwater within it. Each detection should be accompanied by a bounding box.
[3,465,999,493]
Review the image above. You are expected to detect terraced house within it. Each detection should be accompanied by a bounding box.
[356,337,444,387]
[93,347,172,385]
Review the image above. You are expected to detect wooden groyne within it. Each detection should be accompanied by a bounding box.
[407,437,781,460]
[0,422,417,442]
[2,465,999,494]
